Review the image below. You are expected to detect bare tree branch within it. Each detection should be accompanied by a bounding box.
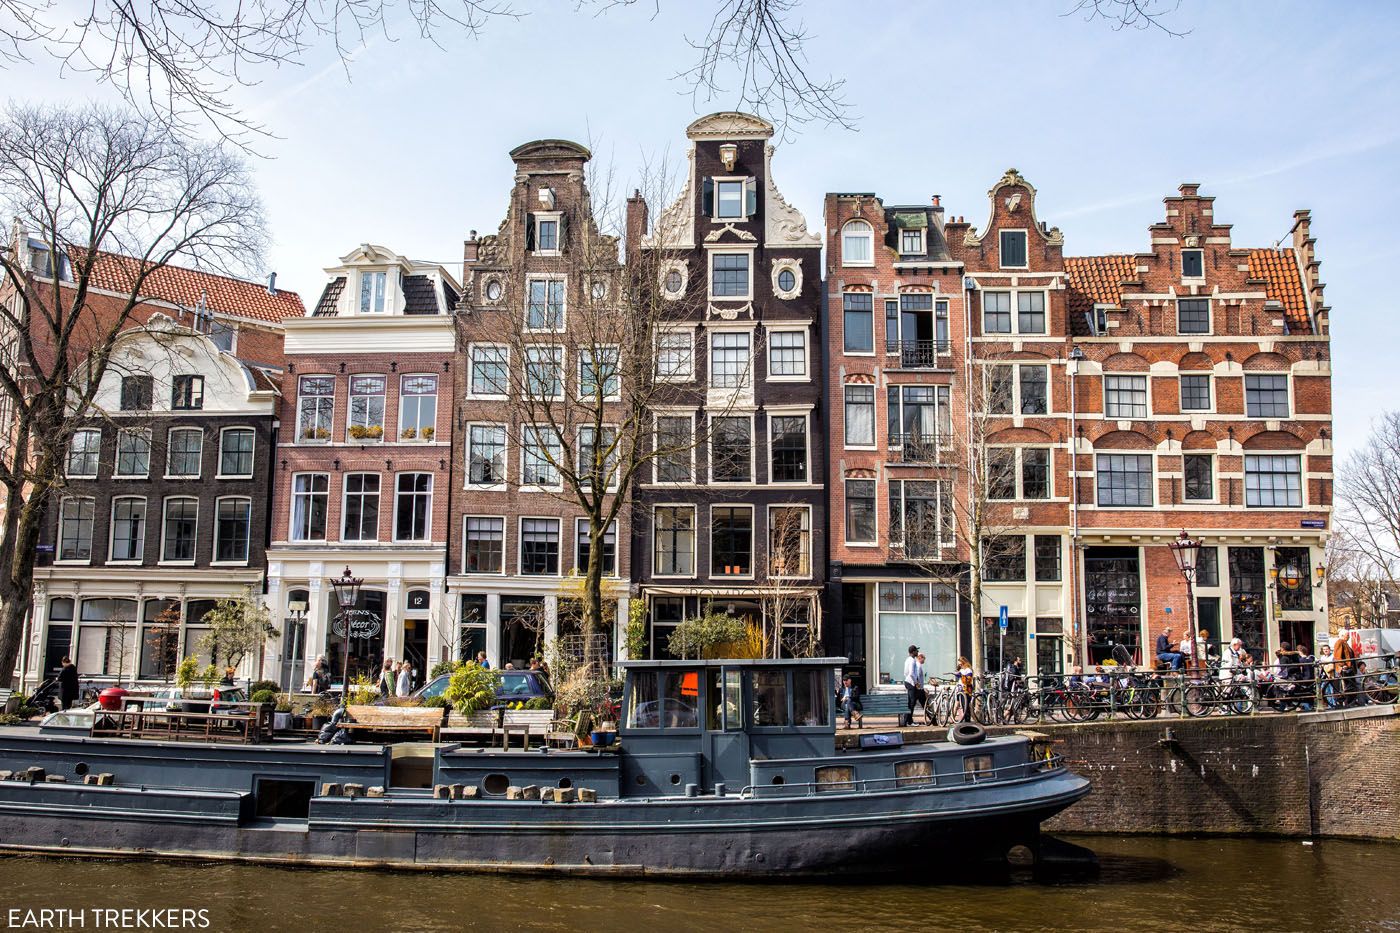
[1064,0,1189,37]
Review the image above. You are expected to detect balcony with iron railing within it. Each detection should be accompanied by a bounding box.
[887,340,953,370]
[889,433,950,464]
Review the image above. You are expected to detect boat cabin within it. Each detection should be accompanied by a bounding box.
[616,657,839,795]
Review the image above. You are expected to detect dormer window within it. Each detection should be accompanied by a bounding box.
[1182,248,1204,278]
[900,228,924,255]
[841,220,873,266]
[359,271,387,313]
[529,213,563,255]
[999,230,1028,269]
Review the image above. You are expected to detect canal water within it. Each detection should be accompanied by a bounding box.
[2,835,1397,932]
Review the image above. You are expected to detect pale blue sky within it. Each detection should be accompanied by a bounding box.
[14,0,1399,456]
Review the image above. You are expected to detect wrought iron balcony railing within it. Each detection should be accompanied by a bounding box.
[890,433,948,464]
[887,339,952,369]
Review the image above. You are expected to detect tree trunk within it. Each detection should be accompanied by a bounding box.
[0,487,47,689]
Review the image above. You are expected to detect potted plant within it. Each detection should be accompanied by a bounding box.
[367,425,383,440]
[400,427,417,440]
[272,694,294,731]
[421,427,434,440]
[349,424,368,440]
[310,696,335,730]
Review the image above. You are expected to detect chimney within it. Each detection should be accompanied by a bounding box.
[931,194,942,209]
[463,230,479,265]
[266,271,277,296]
[1291,209,1327,329]
[1179,183,1201,198]
[625,189,649,262]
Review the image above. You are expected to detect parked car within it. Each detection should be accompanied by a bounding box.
[413,670,552,706]
[145,684,249,714]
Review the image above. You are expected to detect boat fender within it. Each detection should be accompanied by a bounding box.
[948,723,987,746]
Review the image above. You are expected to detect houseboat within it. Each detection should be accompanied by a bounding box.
[0,658,1089,877]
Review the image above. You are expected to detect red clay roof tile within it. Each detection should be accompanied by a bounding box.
[80,251,304,325]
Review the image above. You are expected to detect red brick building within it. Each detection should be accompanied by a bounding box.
[265,245,459,687]
[828,171,1331,684]
[822,193,967,687]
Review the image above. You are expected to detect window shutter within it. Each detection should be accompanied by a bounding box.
[558,212,568,251]
[525,214,535,252]
[702,178,714,217]
[745,177,758,217]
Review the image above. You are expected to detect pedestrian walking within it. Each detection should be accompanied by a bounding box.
[902,645,923,722]
[396,660,412,697]
[378,659,397,698]
[57,656,79,710]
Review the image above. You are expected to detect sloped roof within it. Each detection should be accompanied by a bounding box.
[1248,248,1310,332]
[1065,254,1137,318]
[314,277,346,316]
[402,274,441,315]
[81,251,304,324]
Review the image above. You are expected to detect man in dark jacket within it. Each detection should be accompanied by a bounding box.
[1155,627,1184,671]
[57,657,79,710]
[838,676,863,729]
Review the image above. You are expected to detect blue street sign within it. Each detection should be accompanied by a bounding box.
[999,606,1008,631]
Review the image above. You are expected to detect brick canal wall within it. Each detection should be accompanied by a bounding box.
[837,706,1400,840]
[1032,706,1400,840]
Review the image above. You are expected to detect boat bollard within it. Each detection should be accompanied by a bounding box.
[685,783,699,797]
[714,782,726,797]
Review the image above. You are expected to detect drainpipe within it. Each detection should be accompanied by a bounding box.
[1068,346,1085,669]
[962,274,977,662]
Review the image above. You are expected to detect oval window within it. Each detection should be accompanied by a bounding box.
[591,280,606,301]
[485,280,502,301]
[665,270,683,294]
[777,269,796,292]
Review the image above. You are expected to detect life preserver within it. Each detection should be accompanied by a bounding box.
[948,722,987,745]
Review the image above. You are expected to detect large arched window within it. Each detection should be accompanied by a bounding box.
[841,220,873,266]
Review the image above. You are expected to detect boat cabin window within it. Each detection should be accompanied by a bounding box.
[815,765,855,793]
[706,670,723,730]
[793,668,830,727]
[662,670,700,729]
[963,754,994,783]
[895,760,934,787]
[724,669,743,731]
[626,671,658,728]
[751,669,790,726]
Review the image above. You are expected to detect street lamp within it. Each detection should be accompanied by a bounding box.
[1168,530,1202,676]
[327,566,364,709]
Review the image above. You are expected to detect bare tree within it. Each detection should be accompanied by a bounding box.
[0,101,266,689]
[766,502,818,657]
[464,157,730,654]
[3,1,1189,141]
[1337,411,1400,603]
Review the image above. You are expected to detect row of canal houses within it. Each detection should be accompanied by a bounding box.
[18,112,1334,694]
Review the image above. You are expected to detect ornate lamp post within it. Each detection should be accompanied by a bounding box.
[327,567,365,709]
[1168,530,1202,677]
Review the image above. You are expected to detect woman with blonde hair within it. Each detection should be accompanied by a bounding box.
[955,655,975,722]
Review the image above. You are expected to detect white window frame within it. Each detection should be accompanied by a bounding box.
[398,373,438,441]
[987,446,1053,501]
[899,227,925,256]
[521,424,564,491]
[999,228,1029,269]
[766,503,813,579]
[1179,373,1214,413]
[767,410,810,485]
[295,374,335,443]
[709,413,756,485]
[981,289,1047,336]
[67,429,101,479]
[1181,248,1205,280]
[346,373,387,442]
[652,412,696,485]
[212,495,253,565]
[525,275,567,331]
[114,428,151,479]
[358,270,388,314]
[518,516,563,577]
[708,248,753,301]
[57,495,96,563]
[216,426,256,479]
[165,427,204,479]
[340,472,381,542]
[841,219,874,267]
[524,344,565,401]
[465,423,508,490]
[655,329,695,381]
[843,383,877,449]
[841,291,876,356]
[392,472,433,543]
[765,328,809,382]
[708,328,753,390]
[713,178,747,220]
[652,504,697,579]
[1244,454,1304,508]
[710,502,755,580]
[579,345,622,401]
[573,517,619,578]
[1182,453,1215,504]
[660,260,688,300]
[159,495,199,564]
[843,478,879,546]
[108,495,146,563]
[461,515,507,575]
[468,343,510,399]
[1103,374,1150,420]
[533,212,562,256]
[289,472,329,543]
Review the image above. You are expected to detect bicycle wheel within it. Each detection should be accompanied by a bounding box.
[1139,685,1163,719]
[1183,684,1213,717]
[1227,684,1256,715]
[922,692,940,726]
[1064,689,1094,723]
[1366,675,1398,705]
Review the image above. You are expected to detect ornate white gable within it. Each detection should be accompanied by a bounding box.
[764,146,821,248]
[686,112,774,141]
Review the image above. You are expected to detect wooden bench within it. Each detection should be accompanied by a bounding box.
[442,708,569,748]
[344,705,444,742]
[0,688,14,714]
